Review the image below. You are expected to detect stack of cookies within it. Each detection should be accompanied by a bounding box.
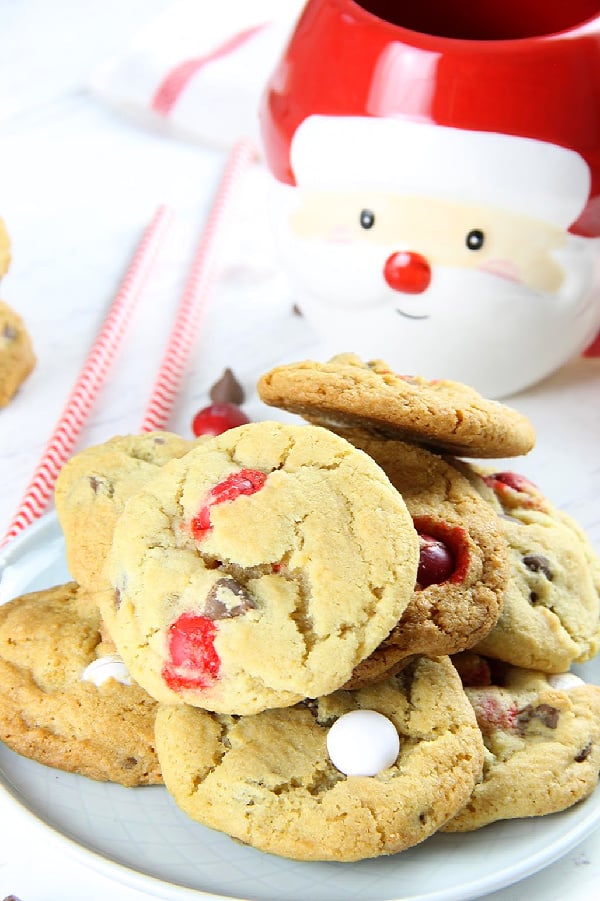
[1,353,599,862]
[0,216,36,407]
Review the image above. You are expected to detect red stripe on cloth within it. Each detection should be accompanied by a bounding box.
[151,23,267,116]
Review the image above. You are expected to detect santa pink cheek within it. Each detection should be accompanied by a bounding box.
[162,612,220,692]
[477,259,522,284]
[325,225,356,244]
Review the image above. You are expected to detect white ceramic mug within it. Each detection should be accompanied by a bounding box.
[260,0,600,397]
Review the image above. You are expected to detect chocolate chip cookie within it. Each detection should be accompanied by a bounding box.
[327,432,509,679]
[0,217,10,277]
[459,464,600,671]
[0,582,161,786]
[55,431,201,590]
[257,353,536,458]
[444,653,600,830]
[103,421,420,714]
[0,300,35,407]
[155,656,484,861]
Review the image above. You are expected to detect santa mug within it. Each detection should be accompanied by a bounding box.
[259,0,600,398]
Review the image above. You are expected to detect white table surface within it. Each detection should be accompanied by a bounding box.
[1,2,600,899]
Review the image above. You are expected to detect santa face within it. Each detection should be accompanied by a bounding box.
[269,181,600,397]
[290,189,568,298]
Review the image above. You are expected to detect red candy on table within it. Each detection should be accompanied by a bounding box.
[191,402,250,437]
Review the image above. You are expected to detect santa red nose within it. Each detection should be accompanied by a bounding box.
[384,251,431,294]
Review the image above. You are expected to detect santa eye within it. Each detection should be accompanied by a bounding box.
[360,209,375,229]
[466,229,485,250]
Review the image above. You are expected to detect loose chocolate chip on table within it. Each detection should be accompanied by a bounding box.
[209,367,245,405]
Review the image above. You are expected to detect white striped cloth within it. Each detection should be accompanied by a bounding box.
[91,0,304,151]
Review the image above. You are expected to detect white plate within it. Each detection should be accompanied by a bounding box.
[1,513,600,901]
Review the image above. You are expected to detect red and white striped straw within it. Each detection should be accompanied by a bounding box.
[140,137,255,433]
[0,204,172,549]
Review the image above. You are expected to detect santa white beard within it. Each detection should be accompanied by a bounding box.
[276,235,600,399]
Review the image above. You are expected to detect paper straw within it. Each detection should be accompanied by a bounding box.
[140,137,255,433]
[0,204,172,548]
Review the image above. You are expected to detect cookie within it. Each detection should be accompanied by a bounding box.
[257,353,536,458]
[342,645,416,691]
[0,300,35,407]
[330,431,509,663]
[0,582,161,786]
[444,654,600,831]
[458,465,600,671]
[103,421,420,714]
[155,656,484,861]
[0,217,10,277]
[55,431,201,590]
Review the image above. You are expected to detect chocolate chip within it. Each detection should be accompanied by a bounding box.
[88,475,114,497]
[292,303,303,316]
[204,577,255,619]
[209,368,244,405]
[1,324,17,341]
[122,756,138,769]
[114,588,122,610]
[517,703,559,730]
[575,742,592,762]
[301,698,319,718]
[523,554,553,580]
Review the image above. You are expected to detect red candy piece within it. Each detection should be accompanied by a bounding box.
[453,653,492,687]
[417,533,455,588]
[191,402,250,437]
[473,694,519,733]
[483,471,538,494]
[483,470,539,495]
[482,470,545,511]
[191,468,267,540]
[413,517,469,589]
[162,611,220,692]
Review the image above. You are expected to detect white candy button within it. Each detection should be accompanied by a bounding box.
[326,709,400,776]
[547,673,585,691]
[81,654,132,687]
